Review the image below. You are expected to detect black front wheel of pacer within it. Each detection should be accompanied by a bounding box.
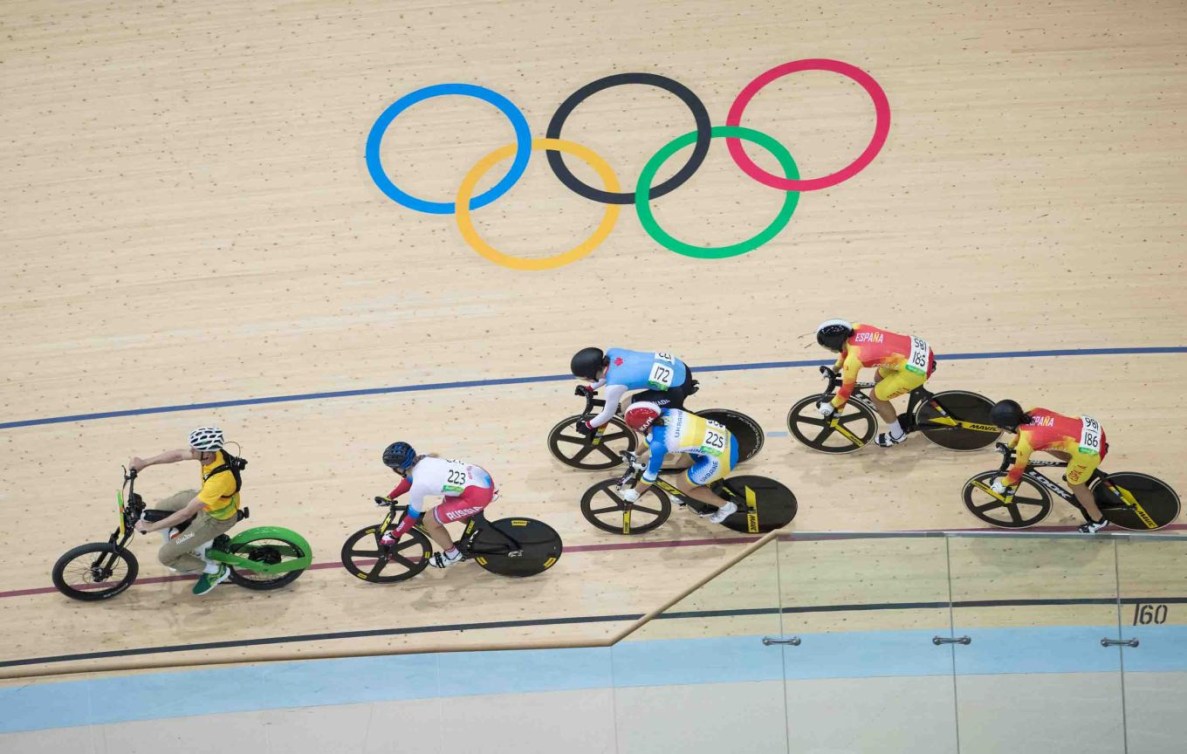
[52,542,139,601]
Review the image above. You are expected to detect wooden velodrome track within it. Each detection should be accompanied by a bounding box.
[1,0,1184,679]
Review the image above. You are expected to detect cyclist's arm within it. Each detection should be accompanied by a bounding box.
[640,446,665,484]
[130,448,197,471]
[386,477,412,500]
[588,384,628,427]
[1004,434,1034,486]
[137,496,204,533]
[831,353,862,408]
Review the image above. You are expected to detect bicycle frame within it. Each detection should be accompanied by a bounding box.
[971,447,1159,529]
[381,503,527,557]
[614,458,761,533]
[816,367,996,445]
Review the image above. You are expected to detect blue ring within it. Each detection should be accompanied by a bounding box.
[364,83,532,215]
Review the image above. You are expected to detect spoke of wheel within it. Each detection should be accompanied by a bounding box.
[973,500,1006,513]
[632,504,663,517]
[590,504,624,515]
[390,554,417,569]
[556,435,585,446]
[367,559,387,579]
[839,413,868,425]
[571,444,597,463]
[1013,496,1046,507]
[797,415,828,428]
[601,430,630,443]
[812,424,836,444]
[1006,504,1024,526]
[593,443,621,462]
[395,538,423,553]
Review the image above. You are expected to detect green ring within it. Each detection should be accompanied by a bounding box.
[635,125,800,259]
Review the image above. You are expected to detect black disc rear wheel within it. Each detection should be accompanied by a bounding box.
[1095,473,1181,530]
[698,409,765,463]
[915,390,999,450]
[52,542,139,601]
[469,518,563,577]
[708,475,798,534]
[341,525,432,583]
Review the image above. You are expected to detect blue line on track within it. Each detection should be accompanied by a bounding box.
[2,346,1183,431]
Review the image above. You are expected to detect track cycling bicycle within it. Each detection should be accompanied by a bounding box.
[341,498,563,582]
[548,385,765,470]
[962,443,1181,530]
[51,469,313,601]
[578,452,797,535]
[787,366,999,454]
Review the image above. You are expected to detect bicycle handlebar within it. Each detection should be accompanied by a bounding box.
[575,385,608,417]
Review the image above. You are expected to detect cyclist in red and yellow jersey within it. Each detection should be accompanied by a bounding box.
[815,319,936,447]
[989,400,1110,533]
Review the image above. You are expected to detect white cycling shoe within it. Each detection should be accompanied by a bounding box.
[703,501,738,524]
[874,430,908,448]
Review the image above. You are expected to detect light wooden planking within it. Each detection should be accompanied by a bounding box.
[1,0,1185,675]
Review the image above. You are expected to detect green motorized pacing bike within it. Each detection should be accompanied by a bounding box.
[51,469,313,601]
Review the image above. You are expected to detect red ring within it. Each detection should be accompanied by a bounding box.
[725,59,891,192]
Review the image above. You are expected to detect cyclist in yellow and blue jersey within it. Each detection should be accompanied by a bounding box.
[618,402,740,525]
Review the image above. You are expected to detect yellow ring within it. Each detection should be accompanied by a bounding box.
[455,137,621,271]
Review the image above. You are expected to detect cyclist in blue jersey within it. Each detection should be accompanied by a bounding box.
[569,347,698,437]
[617,402,739,525]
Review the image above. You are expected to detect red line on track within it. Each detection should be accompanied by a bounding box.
[7,525,1181,601]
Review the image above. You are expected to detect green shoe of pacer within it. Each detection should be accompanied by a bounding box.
[192,563,230,596]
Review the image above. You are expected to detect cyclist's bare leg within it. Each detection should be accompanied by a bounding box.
[1048,451,1105,522]
[675,475,728,508]
[871,372,898,424]
[419,509,456,551]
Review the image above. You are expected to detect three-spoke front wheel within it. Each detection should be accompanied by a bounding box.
[340,525,432,583]
[787,394,876,453]
[547,415,637,470]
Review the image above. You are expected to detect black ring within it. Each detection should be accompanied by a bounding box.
[545,73,712,205]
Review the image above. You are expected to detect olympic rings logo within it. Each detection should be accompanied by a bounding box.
[365,59,890,271]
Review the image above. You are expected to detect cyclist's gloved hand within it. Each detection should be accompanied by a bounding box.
[620,488,640,503]
[575,419,596,437]
[990,479,1010,495]
[374,496,393,506]
[381,511,420,545]
[817,400,836,419]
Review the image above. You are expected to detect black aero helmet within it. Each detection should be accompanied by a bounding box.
[571,347,605,380]
[382,441,417,471]
[816,319,854,352]
[990,400,1027,431]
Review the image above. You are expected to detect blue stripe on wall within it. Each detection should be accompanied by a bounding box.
[2,346,1183,430]
[3,625,1185,734]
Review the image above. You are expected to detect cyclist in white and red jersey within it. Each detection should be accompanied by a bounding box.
[377,441,497,567]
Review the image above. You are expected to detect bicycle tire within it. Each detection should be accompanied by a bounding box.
[698,408,765,463]
[468,518,563,577]
[52,542,139,601]
[1095,472,1182,530]
[340,525,432,583]
[547,414,637,470]
[226,534,308,590]
[786,394,876,453]
[915,390,1000,451]
[580,479,672,535]
[962,471,1052,528]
